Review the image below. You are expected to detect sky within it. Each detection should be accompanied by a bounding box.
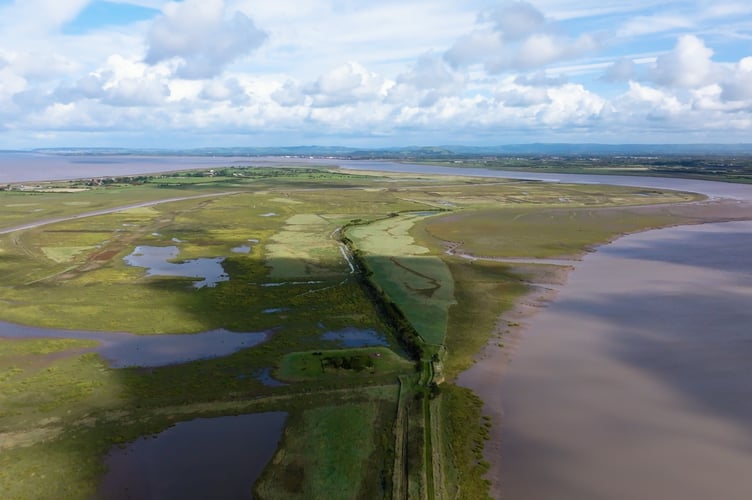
[0,0,751,148]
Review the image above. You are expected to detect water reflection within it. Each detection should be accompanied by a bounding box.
[99,412,287,499]
[321,327,388,347]
[124,245,228,288]
[0,321,269,368]
[494,221,752,500]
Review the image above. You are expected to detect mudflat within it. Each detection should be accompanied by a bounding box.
[462,219,752,499]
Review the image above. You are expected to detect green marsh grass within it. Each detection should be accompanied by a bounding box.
[424,206,684,259]
[255,398,397,499]
[347,214,455,346]
[439,384,492,500]
[440,259,527,378]
[277,347,412,382]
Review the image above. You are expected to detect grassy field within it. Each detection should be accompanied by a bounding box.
[347,214,455,346]
[0,189,394,333]
[0,166,706,499]
[439,384,492,500]
[255,396,397,499]
[439,259,529,378]
[423,206,684,258]
[278,347,413,382]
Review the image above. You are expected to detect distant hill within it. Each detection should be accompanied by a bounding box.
[32,143,752,158]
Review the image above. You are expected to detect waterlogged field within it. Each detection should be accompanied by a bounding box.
[0,165,701,498]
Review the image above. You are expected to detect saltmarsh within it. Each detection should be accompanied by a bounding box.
[423,206,686,258]
[0,166,701,498]
[347,213,455,346]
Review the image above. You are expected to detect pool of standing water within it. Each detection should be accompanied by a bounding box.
[99,412,287,499]
[320,327,388,347]
[124,245,228,288]
[0,321,270,368]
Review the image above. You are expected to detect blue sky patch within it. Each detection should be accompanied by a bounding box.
[63,1,160,35]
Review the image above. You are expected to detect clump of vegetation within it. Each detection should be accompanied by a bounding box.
[278,348,411,382]
[320,353,374,371]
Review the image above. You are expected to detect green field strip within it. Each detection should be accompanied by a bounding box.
[430,397,447,500]
[392,376,409,500]
[424,395,435,500]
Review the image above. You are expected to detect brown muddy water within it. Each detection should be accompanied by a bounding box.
[98,412,287,499]
[470,221,752,500]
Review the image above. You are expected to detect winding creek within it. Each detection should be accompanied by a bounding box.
[3,153,752,498]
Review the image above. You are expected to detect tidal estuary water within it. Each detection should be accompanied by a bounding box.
[485,221,752,500]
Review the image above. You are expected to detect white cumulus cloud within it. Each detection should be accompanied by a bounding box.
[445,1,600,74]
[303,62,388,108]
[483,1,545,41]
[0,0,751,147]
[387,52,462,107]
[651,35,715,88]
[721,57,752,102]
[200,78,251,105]
[145,0,267,79]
